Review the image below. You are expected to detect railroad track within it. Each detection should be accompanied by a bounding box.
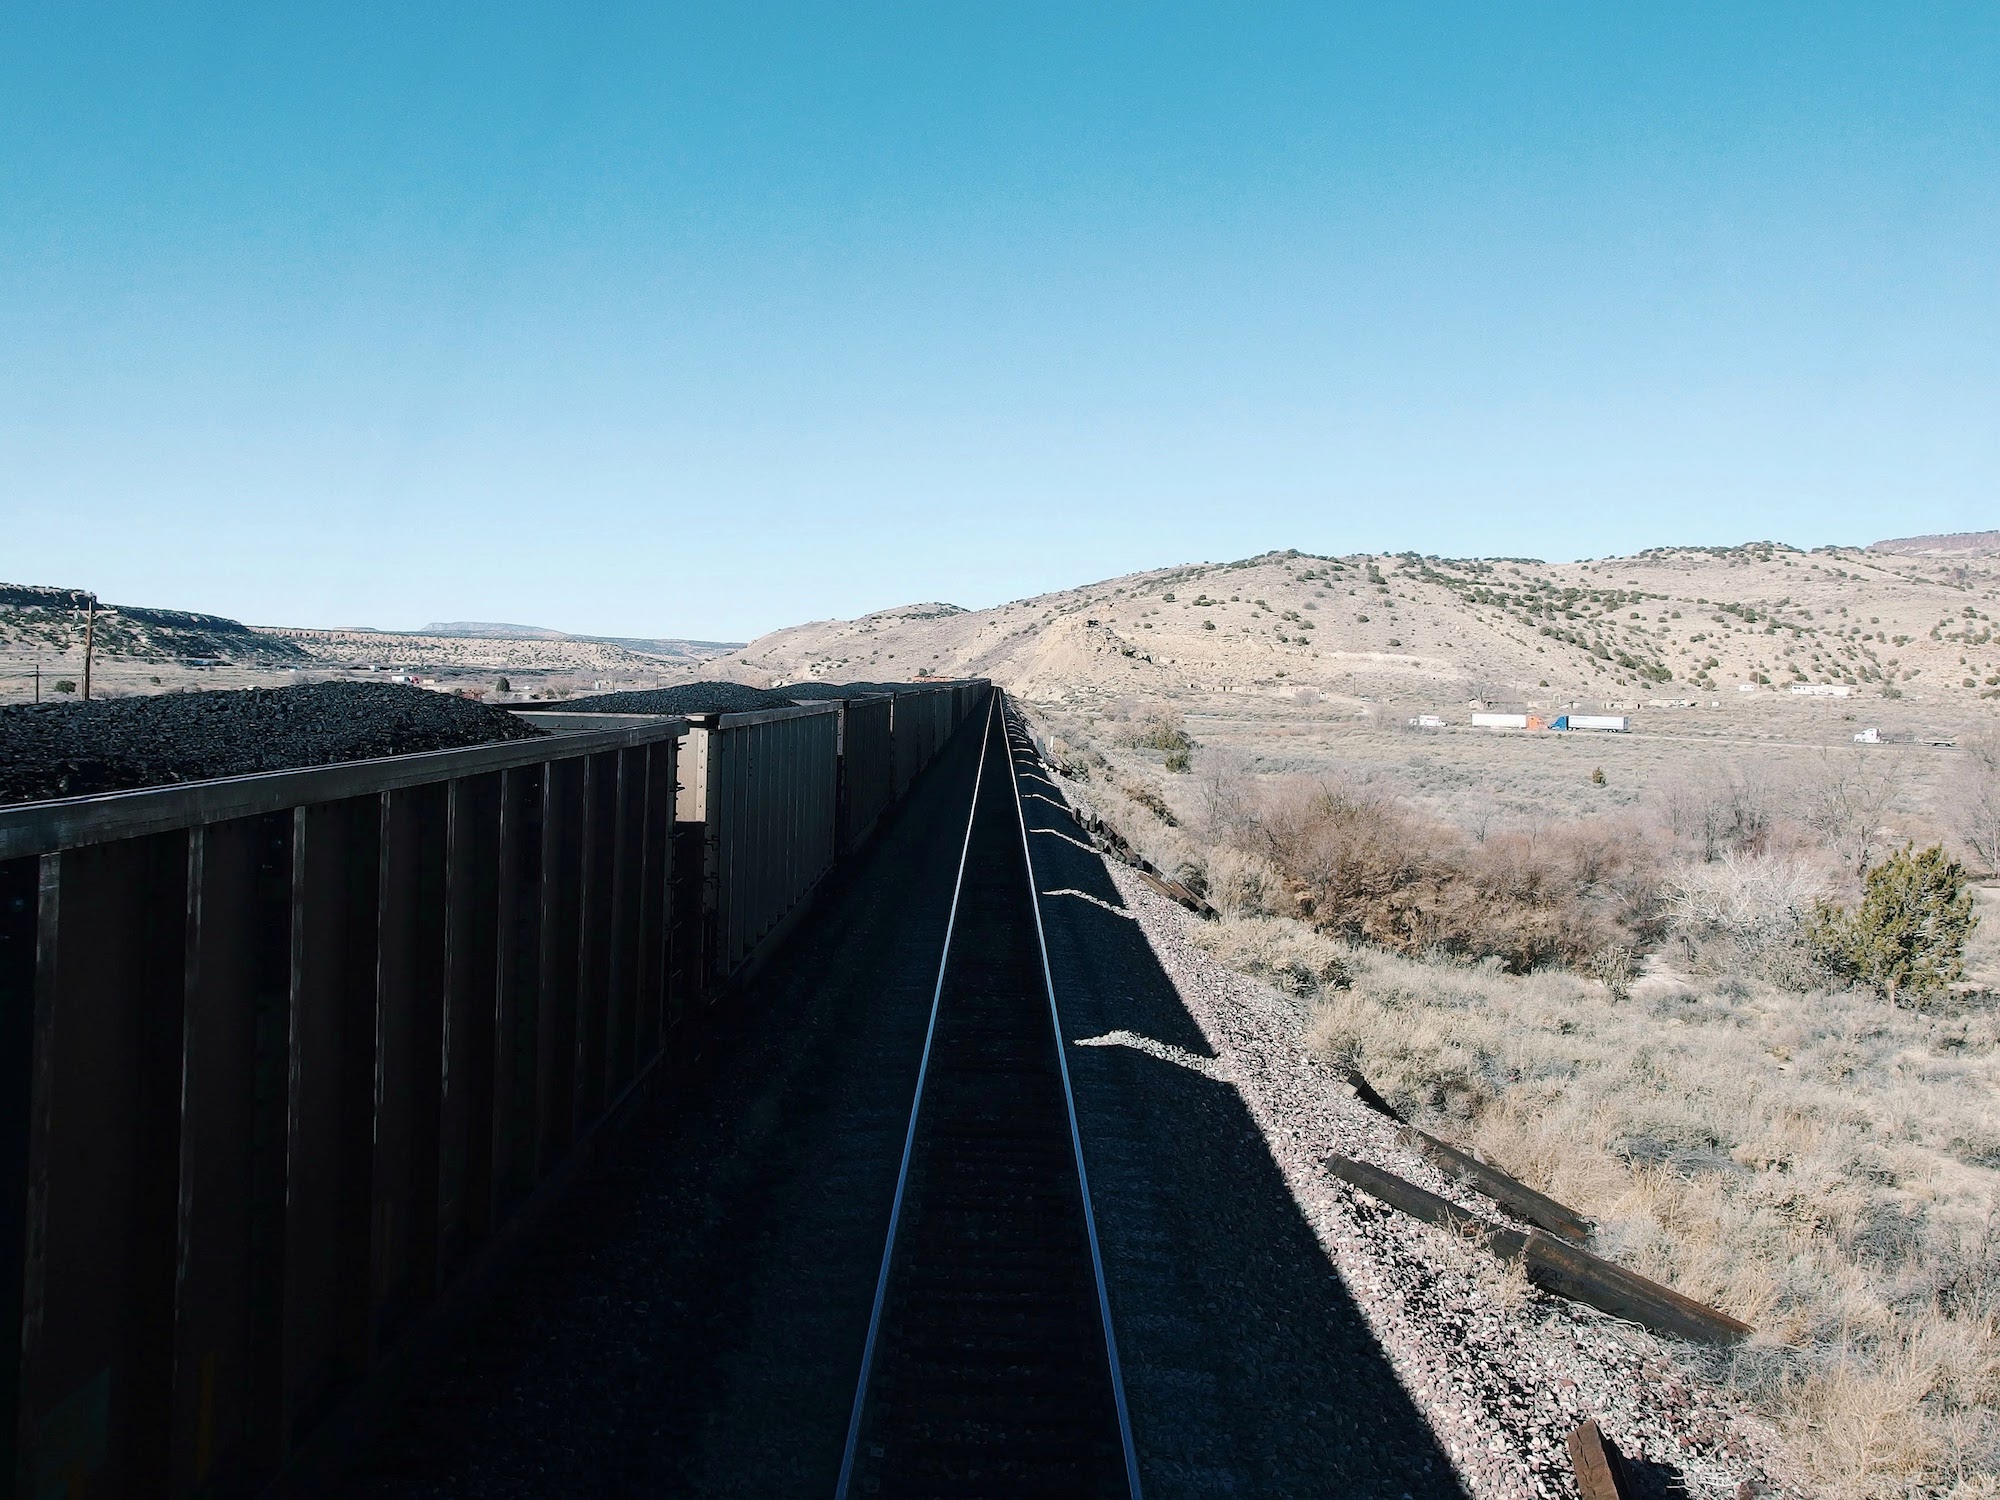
[836,693,1141,1499]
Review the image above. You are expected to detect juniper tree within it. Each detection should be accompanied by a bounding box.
[1809,844,1975,1001]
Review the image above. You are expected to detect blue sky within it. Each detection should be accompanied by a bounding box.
[3,4,1995,639]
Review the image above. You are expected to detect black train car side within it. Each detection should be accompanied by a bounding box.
[0,680,987,1499]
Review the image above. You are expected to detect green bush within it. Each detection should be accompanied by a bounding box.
[1123,782,1178,823]
[52,679,76,694]
[1809,844,1975,1001]
[1129,711,1193,758]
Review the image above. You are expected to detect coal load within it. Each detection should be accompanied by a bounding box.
[790,680,959,698]
[0,682,545,805]
[555,681,800,715]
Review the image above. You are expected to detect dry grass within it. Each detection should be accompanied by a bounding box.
[1033,693,2000,1493]
[1190,914,2000,1497]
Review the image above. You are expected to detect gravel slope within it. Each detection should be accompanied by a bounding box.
[0,682,543,804]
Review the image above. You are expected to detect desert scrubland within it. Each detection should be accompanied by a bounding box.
[716,536,2000,1494]
[1026,696,1996,1497]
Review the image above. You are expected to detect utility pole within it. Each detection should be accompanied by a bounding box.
[33,664,40,703]
[78,592,97,701]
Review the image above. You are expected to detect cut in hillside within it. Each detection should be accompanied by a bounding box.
[711,542,2000,712]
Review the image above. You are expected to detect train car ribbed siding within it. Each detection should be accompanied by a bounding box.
[0,682,988,1498]
[0,722,685,1499]
[837,696,895,853]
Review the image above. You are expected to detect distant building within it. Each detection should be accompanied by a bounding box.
[1789,683,1851,698]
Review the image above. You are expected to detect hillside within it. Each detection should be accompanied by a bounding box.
[261,626,688,675]
[0,584,308,665]
[716,542,2000,715]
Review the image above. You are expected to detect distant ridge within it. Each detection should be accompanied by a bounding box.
[1870,530,2000,558]
[413,622,743,658]
[420,621,570,640]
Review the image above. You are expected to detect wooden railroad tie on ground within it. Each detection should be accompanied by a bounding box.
[1343,1069,1591,1244]
[1566,1419,1634,1500]
[1067,804,1219,918]
[1323,1153,1751,1345]
[1395,1126,1592,1245]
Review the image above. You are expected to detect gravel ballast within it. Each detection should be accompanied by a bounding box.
[0,682,546,804]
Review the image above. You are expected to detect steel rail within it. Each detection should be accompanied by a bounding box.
[832,691,998,1500]
[1001,694,1145,1500]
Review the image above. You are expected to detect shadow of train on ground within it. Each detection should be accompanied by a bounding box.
[1014,738,1463,1498]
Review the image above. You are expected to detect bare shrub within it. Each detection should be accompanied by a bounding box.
[1798,748,1906,877]
[1949,729,2000,873]
[1453,820,1660,971]
[1664,852,1833,989]
[1584,942,1634,1000]
[1226,775,1659,971]
[1660,763,1776,862]
[1127,706,1193,755]
[1202,847,1289,918]
[1122,781,1177,826]
[1196,749,1260,843]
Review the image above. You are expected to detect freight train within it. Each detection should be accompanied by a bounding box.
[0,679,986,1499]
